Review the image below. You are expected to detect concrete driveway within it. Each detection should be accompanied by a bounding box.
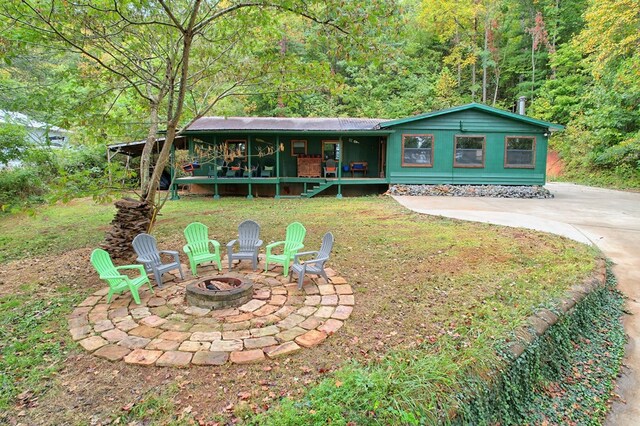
[392,182,640,425]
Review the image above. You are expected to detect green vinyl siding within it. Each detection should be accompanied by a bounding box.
[385,109,550,185]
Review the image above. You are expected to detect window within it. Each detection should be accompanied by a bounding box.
[225,139,246,157]
[505,136,535,168]
[322,140,341,160]
[291,140,307,156]
[402,134,433,167]
[454,136,485,168]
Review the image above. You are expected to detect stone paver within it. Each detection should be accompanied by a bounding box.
[140,315,167,328]
[119,336,152,350]
[244,336,278,350]
[275,327,307,342]
[265,341,302,358]
[191,331,222,341]
[146,339,181,351]
[124,349,162,365]
[72,268,352,366]
[129,325,163,339]
[179,341,211,352]
[156,351,192,367]
[230,349,265,364]
[192,351,229,366]
[295,330,327,348]
[102,328,129,343]
[210,339,243,352]
[332,305,353,320]
[239,299,267,313]
[70,325,92,341]
[79,336,107,352]
[94,344,131,361]
[318,319,344,335]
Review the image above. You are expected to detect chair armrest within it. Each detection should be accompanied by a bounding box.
[298,256,328,266]
[183,244,191,254]
[293,251,319,263]
[100,273,128,280]
[159,250,179,256]
[209,240,220,248]
[266,241,284,256]
[255,239,263,247]
[115,264,147,274]
[136,256,153,264]
[227,239,237,250]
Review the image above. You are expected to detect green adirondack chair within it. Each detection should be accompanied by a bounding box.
[90,248,153,305]
[183,222,222,275]
[265,221,306,277]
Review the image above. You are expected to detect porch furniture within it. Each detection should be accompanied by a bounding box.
[243,166,257,177]
[227,220,263,271]
[324,159,337,178]
[261,166,274,177]
[290,232,334,289]
[90,248,153,304]
[207,159,224,177]
[132,233,184,287]
[265,221,306,277]
[183,222,222,275]
[349,161,368,177]
[297,156,322,178]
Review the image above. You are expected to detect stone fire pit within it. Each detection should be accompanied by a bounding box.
[186,276,254,310]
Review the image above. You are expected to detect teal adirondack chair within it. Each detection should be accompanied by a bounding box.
[90,248,153,305]
[183,222,222,275]
[265,222,306,277]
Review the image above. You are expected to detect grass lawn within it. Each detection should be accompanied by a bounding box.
[0,194,598,424]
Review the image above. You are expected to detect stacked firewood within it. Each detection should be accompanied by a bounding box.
[102,198,153,258]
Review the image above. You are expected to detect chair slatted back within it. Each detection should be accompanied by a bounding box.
[132,233,161,267]
[318,232,334,259]
[184,222,211,255]
[90,249,122,286]
[238,220,261,252]
[284,222,306,252]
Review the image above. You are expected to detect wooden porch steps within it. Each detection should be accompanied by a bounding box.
[301,181,334,198]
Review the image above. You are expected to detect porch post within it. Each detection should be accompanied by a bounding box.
[213,135,220,199]
[336,137,343,199]
[275,135,281,199]
[247,134,253,199]
[170,142,179,200]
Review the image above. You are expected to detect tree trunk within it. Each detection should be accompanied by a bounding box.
[140,102,160,199]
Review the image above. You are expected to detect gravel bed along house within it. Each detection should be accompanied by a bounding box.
[388,184,554,199]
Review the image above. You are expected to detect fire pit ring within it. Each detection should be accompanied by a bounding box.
[185,276,254,310]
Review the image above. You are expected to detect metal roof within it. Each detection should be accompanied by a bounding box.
[107,136,187,157]
[184,116,386,132]
[378,103,565,130]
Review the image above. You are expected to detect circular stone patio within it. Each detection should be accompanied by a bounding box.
[69,260,353,367]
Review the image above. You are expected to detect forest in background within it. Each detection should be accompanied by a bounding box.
[0,0,638,210]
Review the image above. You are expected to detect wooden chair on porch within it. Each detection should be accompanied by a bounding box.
[349,161,368,177]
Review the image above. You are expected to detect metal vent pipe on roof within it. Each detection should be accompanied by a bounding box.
[517,96,527,115]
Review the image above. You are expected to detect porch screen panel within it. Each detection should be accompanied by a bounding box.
[454,136,485,167]
[505,136,535,167]
[402,134,433,167]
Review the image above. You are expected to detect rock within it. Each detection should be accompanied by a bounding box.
[387,184,554,199]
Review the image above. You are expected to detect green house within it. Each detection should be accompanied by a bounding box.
[380,103,564,186]
[109,103,562,198]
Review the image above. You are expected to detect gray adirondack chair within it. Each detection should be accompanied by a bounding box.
[227,220,263,271]
[133,233,184,287]
[290,232,334,289]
